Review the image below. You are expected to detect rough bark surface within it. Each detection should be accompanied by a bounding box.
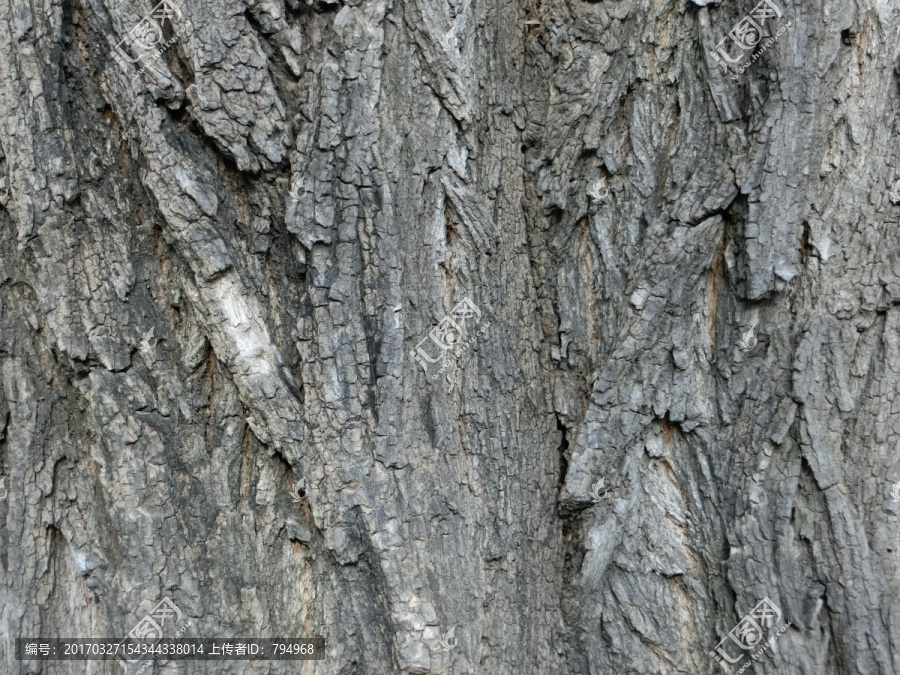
[0,0,897,672]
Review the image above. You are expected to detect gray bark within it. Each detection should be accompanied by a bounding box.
[0,0,896,672]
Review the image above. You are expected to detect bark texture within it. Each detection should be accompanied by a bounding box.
[0,0,898,672]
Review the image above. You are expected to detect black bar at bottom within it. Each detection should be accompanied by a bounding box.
[15,638,324,660]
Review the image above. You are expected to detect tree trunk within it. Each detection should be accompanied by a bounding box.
[0,0,896,671]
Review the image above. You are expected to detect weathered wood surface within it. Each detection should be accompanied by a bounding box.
[0,0,897,672]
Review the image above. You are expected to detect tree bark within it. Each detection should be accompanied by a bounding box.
[0,0,896,672]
